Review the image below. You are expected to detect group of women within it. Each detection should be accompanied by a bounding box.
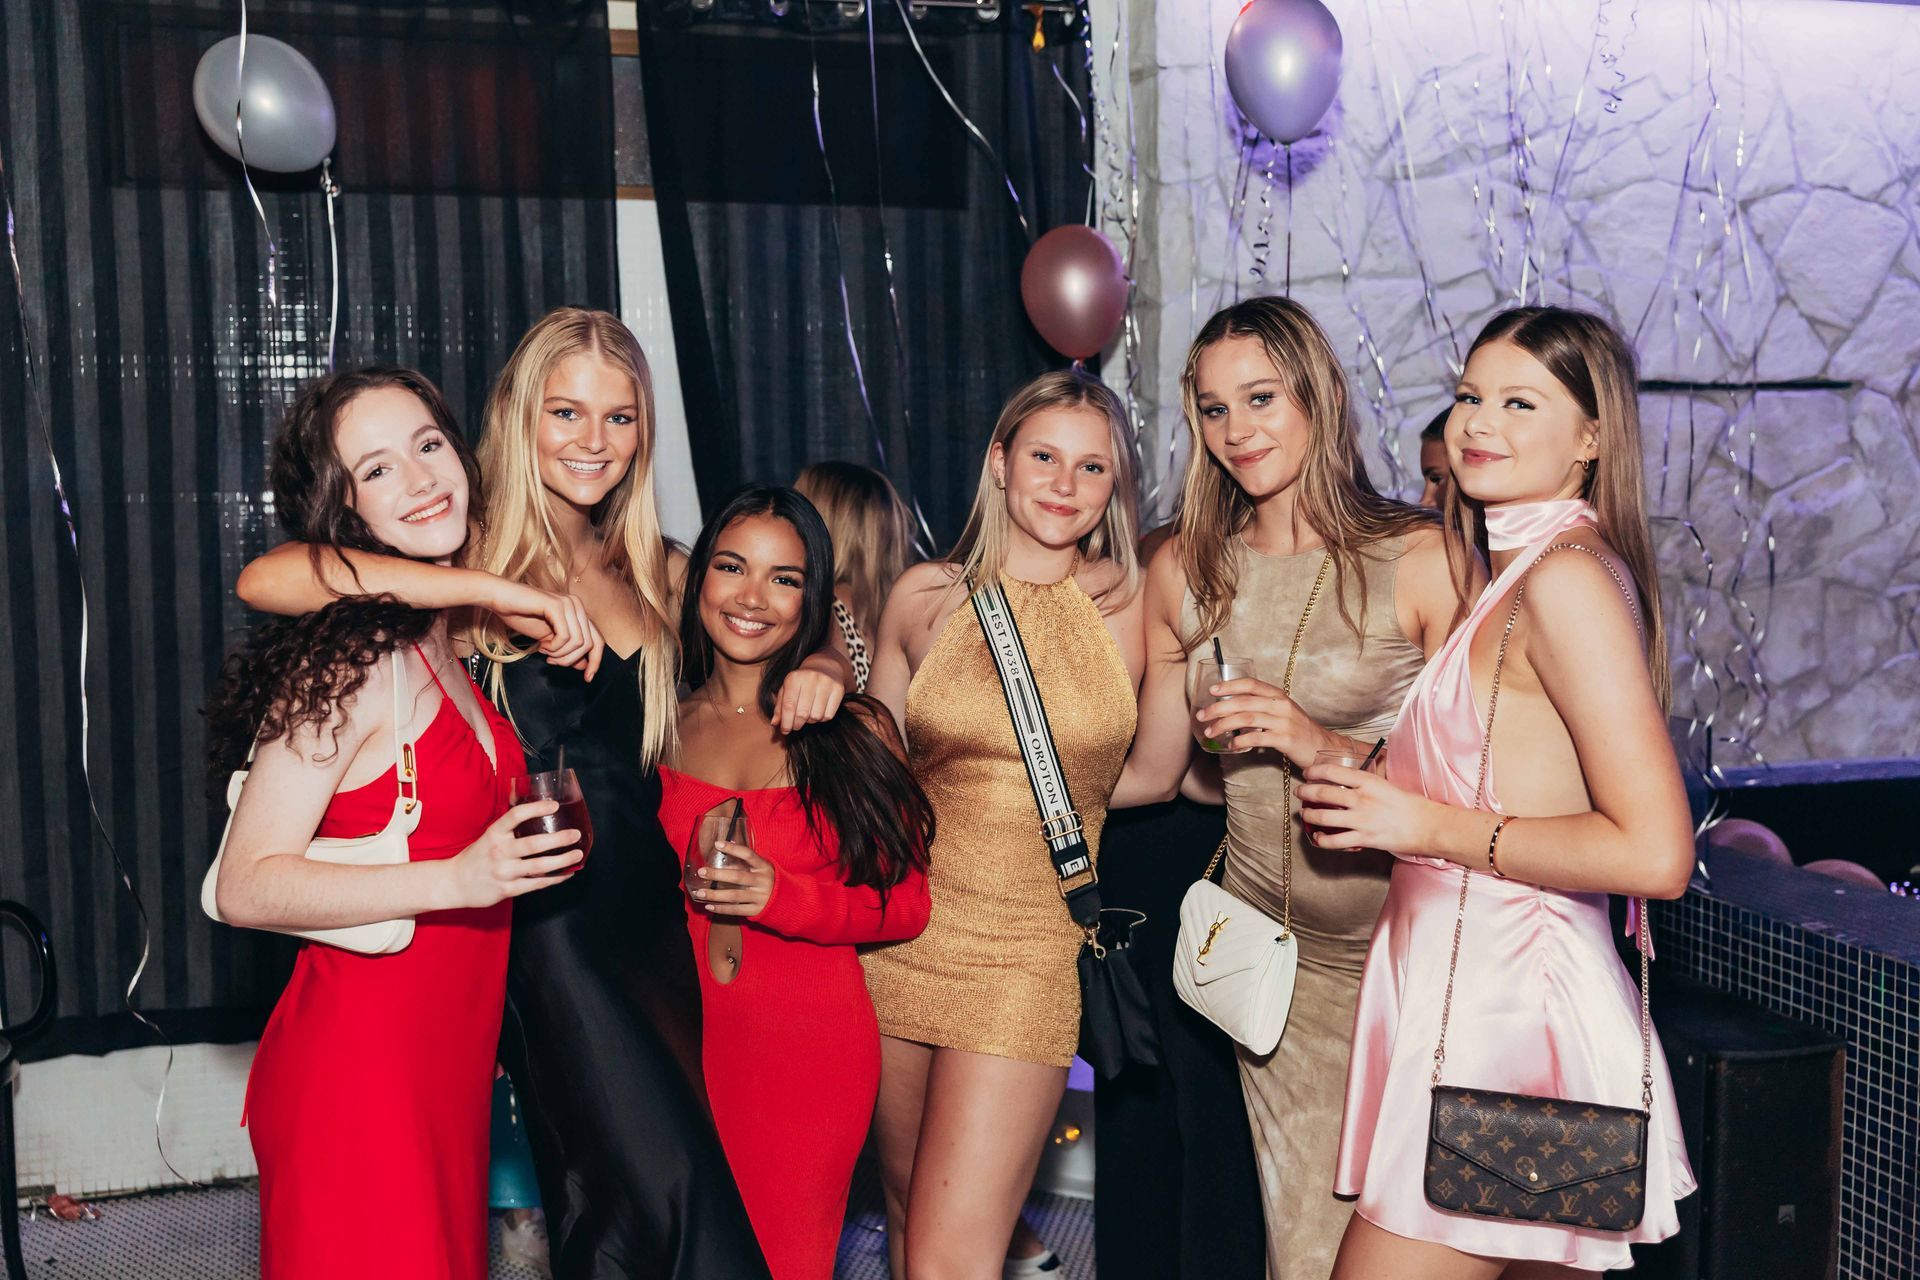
[207,292,1696,1280]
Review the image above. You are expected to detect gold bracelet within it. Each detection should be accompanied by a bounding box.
[1487,815,1515,878]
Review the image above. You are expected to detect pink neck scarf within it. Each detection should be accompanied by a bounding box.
[1483,497,1595,551]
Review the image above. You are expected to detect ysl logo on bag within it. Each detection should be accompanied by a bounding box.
[1196,914,1229,964]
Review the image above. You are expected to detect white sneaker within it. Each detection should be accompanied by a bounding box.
[1004,1250,1062,1277]
[500,1209,553,1279]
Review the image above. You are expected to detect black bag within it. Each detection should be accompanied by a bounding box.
[971,578,1161,1080]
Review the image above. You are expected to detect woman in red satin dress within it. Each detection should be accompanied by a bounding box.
[659,486,933,1280]
[207,369,583,1279]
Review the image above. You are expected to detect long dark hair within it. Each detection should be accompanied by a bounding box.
[678,485,934,894]
[205,368,482,780]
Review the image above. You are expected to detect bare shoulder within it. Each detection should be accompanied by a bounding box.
[885,560,965,633]
[1520,533,1642,632]
[1076,555,1144,618]
[275,651,392,767]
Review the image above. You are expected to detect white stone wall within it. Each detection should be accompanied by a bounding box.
[1103,0,1920,763]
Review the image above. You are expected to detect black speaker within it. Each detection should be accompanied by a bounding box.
[1633,979,1844,1280]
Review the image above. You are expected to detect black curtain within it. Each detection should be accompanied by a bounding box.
[0,0,617,1054]
[637,7,1094,545]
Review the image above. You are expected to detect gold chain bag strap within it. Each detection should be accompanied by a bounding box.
[1424,542,1655,1231]
[1171,555,1330,1055]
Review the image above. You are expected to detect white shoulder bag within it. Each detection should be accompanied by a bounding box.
[200,649,422,955]
[1172,555,1329,1056]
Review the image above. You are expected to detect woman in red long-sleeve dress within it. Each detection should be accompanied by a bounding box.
[659,485,934,1280]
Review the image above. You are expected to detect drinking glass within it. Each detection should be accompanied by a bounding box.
[684,797,753,896]
[1304,747,1369,840]
[1194,657,1257,753]
[511,768,592,871]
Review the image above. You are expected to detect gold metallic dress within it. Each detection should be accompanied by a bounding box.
[1181,537,1425,1280]
[862,574,1136,1068]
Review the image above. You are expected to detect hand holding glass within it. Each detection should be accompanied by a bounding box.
[684,800,752,896]
[1195,657,1257,753]
[1304,748,1368,840]
[511,768,591,871]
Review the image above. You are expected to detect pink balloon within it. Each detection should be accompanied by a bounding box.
[1703,818,1791,864]
[1020,226,1128,361]
[1803,860,1885,890]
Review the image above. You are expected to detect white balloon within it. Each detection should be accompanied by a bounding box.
[192,35,337,174]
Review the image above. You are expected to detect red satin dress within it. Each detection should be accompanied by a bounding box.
[244,649,525,1280]
[658,769,931,1280]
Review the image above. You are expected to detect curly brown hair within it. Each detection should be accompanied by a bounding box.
[205,368,480,782]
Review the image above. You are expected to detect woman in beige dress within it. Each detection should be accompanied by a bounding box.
[1113,296,1468,1280]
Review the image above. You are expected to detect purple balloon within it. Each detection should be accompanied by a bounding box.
[1224,0,1344,145]
[1020,226,1128,362]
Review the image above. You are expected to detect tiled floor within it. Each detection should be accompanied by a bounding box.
[13,1168,1096,1279]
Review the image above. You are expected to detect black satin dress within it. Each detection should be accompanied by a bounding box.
[481,648,770,1280]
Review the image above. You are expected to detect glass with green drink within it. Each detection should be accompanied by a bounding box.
[1195,656,1257,753]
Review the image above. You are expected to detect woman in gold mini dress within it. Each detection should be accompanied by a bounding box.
[863,369,1145,1280]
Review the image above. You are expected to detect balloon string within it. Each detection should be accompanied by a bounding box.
[0,111,195,1194]
[1283,144,1293,297]
[321,160,341,371]
[1248,148,1275,283]
[232,0,278,307]
[890,0,1032,243]
[860,0,937,555]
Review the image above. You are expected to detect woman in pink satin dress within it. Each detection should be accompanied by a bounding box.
[1300,307,1696,1277]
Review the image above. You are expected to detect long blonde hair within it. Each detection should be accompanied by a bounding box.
[469,307,679,766]
[947,369,1141,606]
[1446,306,1671,709]
[1176,297,1442,651]
[793,460,916,640]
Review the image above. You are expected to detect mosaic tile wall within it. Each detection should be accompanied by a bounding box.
[1652,889,1920,1279]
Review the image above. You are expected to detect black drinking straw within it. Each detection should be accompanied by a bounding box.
[1211,636,1225,670]
[1360,737,1387,771]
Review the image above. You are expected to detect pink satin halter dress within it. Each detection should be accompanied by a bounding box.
[1333,499,1695,1270]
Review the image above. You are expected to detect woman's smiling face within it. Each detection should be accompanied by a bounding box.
[1448,338,1596,506]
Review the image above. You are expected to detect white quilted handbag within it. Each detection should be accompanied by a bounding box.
[1172,553,1330,1056]
[1173,842,1297,1055]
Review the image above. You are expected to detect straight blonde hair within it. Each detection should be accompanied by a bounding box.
[946,369,1140,608]
[1176,297,1442,652]
[468,307,679,767]
[793,460,917,641]
[1446,306,1671,710]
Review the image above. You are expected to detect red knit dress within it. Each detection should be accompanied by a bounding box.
[657,768,930,1280]
[244,651,525,1280]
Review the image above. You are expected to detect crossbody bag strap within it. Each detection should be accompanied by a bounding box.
[969,578,1102,931]
[1431,541,1653,1111]
[1198,553,1332,937]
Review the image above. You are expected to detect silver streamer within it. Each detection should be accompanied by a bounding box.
[891,0,1033,242]
[321,159,341,371]
[859,1,939,555]
[233,2,280,308]
[0,96,193,1190]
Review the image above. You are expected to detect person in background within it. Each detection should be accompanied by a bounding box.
[863,369,1146,1280]
[660,485,932,1279]
[1418,408,1451,509]
[208,369,580,1278]
[1110,296,1464,1280]
[235,309,853,1279]
[793,460,919,693]
[1319,306,1695,1276]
